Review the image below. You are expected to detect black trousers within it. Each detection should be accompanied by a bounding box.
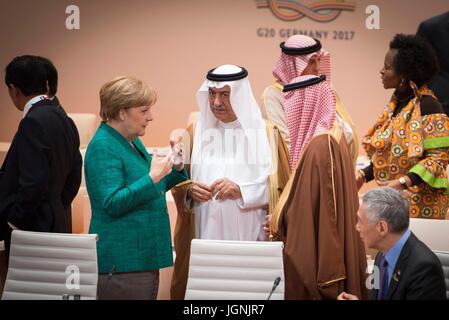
[97,270,160,300]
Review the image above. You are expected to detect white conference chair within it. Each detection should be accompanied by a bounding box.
[80,148,87,188]
[67,113,97,148]
[187,111,199,127]
[185,239,284,300]
[409,218,449,252]
[2,230,98,300]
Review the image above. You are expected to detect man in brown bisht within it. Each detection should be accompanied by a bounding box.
[268,39,368,299]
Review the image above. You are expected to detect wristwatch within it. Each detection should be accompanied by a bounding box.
[357,169,366,183]
[398,176,408,189]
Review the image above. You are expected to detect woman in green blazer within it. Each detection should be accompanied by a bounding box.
[85,77,188,299]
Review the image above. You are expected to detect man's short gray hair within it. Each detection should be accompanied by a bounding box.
[362,187,410,233]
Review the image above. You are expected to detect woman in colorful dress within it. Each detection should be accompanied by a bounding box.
[358,34,449,219]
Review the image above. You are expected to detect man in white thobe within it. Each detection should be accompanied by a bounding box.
[170,64,284,299]
[188,64,272,241]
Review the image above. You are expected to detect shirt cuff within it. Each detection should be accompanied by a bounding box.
[184,185,193,209]
[236,197,245,209]
[8,222,19,230]
[238,183,268,209]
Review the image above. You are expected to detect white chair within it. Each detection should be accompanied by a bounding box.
[71,188,92,234]
[187,111,199,127]
[185,239,284,300]
[68,113,97,148]
[79,148,87,188]
[409,218,449,252]
[2,230,98,300]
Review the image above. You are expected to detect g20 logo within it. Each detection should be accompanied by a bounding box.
[255,0,356,23]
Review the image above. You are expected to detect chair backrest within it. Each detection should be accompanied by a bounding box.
[409,218,449,252]
[185,239,284,300]
[80,148,87,188]
[187,111,199,127]
[2,230,98,300]
[68,113,97,148]
[71,188,92,234]
[434,250,449,300]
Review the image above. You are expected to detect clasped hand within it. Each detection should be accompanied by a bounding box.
[188,178,241,202]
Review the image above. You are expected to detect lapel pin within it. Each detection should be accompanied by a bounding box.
[393,271,400,282]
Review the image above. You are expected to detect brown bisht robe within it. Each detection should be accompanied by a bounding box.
[272,124,368,299]
[170,123,195,300]
[170,121,291,300]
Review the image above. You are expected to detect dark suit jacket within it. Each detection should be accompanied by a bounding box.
[417,11,449,115]
[0,98,82,243]
[371,232,446,300]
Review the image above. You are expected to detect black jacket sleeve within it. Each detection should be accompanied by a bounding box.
[61,149,82,209]
[61,117,82,209]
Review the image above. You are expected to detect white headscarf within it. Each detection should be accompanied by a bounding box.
[191,64,272,186]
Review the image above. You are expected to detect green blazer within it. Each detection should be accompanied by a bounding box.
[85,122,188,273]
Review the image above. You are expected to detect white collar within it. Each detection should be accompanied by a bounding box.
[23,95,48,118]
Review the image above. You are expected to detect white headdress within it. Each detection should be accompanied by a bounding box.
[191,64,272,186]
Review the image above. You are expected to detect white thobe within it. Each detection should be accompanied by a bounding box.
[191,120,269,241]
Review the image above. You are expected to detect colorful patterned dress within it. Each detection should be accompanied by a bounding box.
[363,86,449,219]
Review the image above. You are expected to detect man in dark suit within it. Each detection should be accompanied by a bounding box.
[0,55,82,249]
[338,187,446,300]
[417,11,449,115]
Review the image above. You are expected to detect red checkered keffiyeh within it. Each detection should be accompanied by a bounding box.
[273,35,331,85]
[283,75,336,169]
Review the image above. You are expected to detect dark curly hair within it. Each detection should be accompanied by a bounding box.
[389,33,439,88]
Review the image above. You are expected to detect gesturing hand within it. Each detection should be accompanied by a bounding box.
[149,152,174,184]
[170,139,184,171]
[210,178,242,201]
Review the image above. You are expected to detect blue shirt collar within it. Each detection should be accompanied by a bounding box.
[384,229,410,285]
